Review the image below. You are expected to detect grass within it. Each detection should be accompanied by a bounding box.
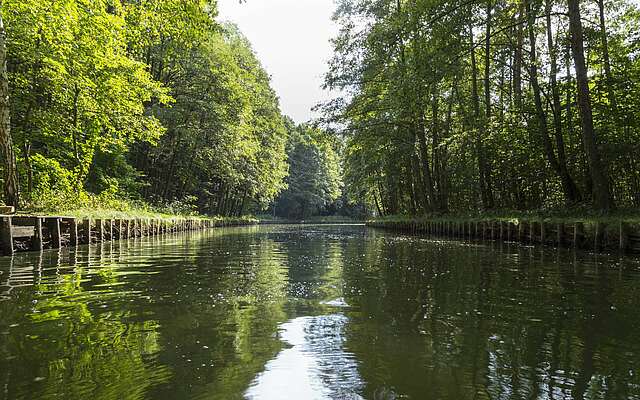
[17,193,258,223]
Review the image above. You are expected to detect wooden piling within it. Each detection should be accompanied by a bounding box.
[133,219,139,238]
[573,223,585,249]
[46,217,62,248]
[68,218,78,246]
[97,219,104,242]
[556,223,564,247]
[83,218,91,244]
[0,216,13,255]
[619,222,628,252]
[595,222,604,251]
[517,222,523,242]
[33,217,43,250]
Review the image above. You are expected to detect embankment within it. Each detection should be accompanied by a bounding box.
[0,215,257,255]
[368,217,640,254]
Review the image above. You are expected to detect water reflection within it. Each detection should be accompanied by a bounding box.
[0,225,639,399]
[246,314,363,400]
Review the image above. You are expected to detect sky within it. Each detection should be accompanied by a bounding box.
[216,0,338,123]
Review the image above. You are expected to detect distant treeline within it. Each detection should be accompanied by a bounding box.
[0,0,337,216]
[324,0,640,215]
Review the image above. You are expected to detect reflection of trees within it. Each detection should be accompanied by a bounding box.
[2,225,639,400]
[278,226,347,308]
[0,250,171,400]
[0,227,292,400]
[340,234,640,400]
[140,228,290,400]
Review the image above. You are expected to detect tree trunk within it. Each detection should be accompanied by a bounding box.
[0,14,19,208]
[483,1,494,208]
[417,125,435,211]
[415,91,436,210]
[525,0,581,204]
[373,190,384,217]
[411,152,426,213]
[597,0,617,112]
[470,21,490,210]
[513,0,524,110]
[431,85,441,210]
[567,0,613,211]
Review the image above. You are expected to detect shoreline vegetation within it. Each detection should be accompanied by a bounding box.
[367,210,640,253]
[1,0,640,236]
[0,2,345,223]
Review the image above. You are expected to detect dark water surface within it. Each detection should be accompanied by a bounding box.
[1,224,640,400]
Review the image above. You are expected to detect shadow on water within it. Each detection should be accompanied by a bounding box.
[0,225,639,399]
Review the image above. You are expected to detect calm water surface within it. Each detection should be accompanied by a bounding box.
[1,224,639,399]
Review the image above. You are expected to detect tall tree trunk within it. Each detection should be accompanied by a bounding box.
[470,21,490,210]
[567,0,613,211]
[431,85,441,210]
[373,190,384,217]
[411,151,426,214]
[597,0,617,112]
[483,0,495,208]
[417,127,435,211]
[513,0,524,110]
[415,92,436,210]
[0,13,18,208]
[542,0,581,203]
[565,37,574,138]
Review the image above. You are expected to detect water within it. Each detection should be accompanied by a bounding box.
[0,224,639,400]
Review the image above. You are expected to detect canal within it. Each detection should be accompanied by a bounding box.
[0,224,639,399]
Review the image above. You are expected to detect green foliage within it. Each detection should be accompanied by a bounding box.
[5,0,169,190]
[325,0,640,216]
[2,0,290,217]
[273,122,343,219]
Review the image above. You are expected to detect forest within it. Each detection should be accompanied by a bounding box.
[1,0,639,220]
[0,0,344,219]
[324,0,640,216]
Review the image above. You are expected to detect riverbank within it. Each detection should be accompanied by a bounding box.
[257,215,363,225]
[368,212,640,254]
[0,211,258,256]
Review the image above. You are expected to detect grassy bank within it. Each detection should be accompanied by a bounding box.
[371,209,640,225]
[368,210,640,253]
[17,195,258,225]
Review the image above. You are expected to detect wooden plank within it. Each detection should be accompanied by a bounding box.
[11,216,40,226]
[11,225,34,238]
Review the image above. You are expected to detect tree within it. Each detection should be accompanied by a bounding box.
[2,1,290,215]
[0,11,18,208]
[567,0,613,210]
[273,122,342,219]
[325,0,638,214]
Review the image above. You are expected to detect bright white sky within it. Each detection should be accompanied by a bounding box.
[217,0,339,123]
